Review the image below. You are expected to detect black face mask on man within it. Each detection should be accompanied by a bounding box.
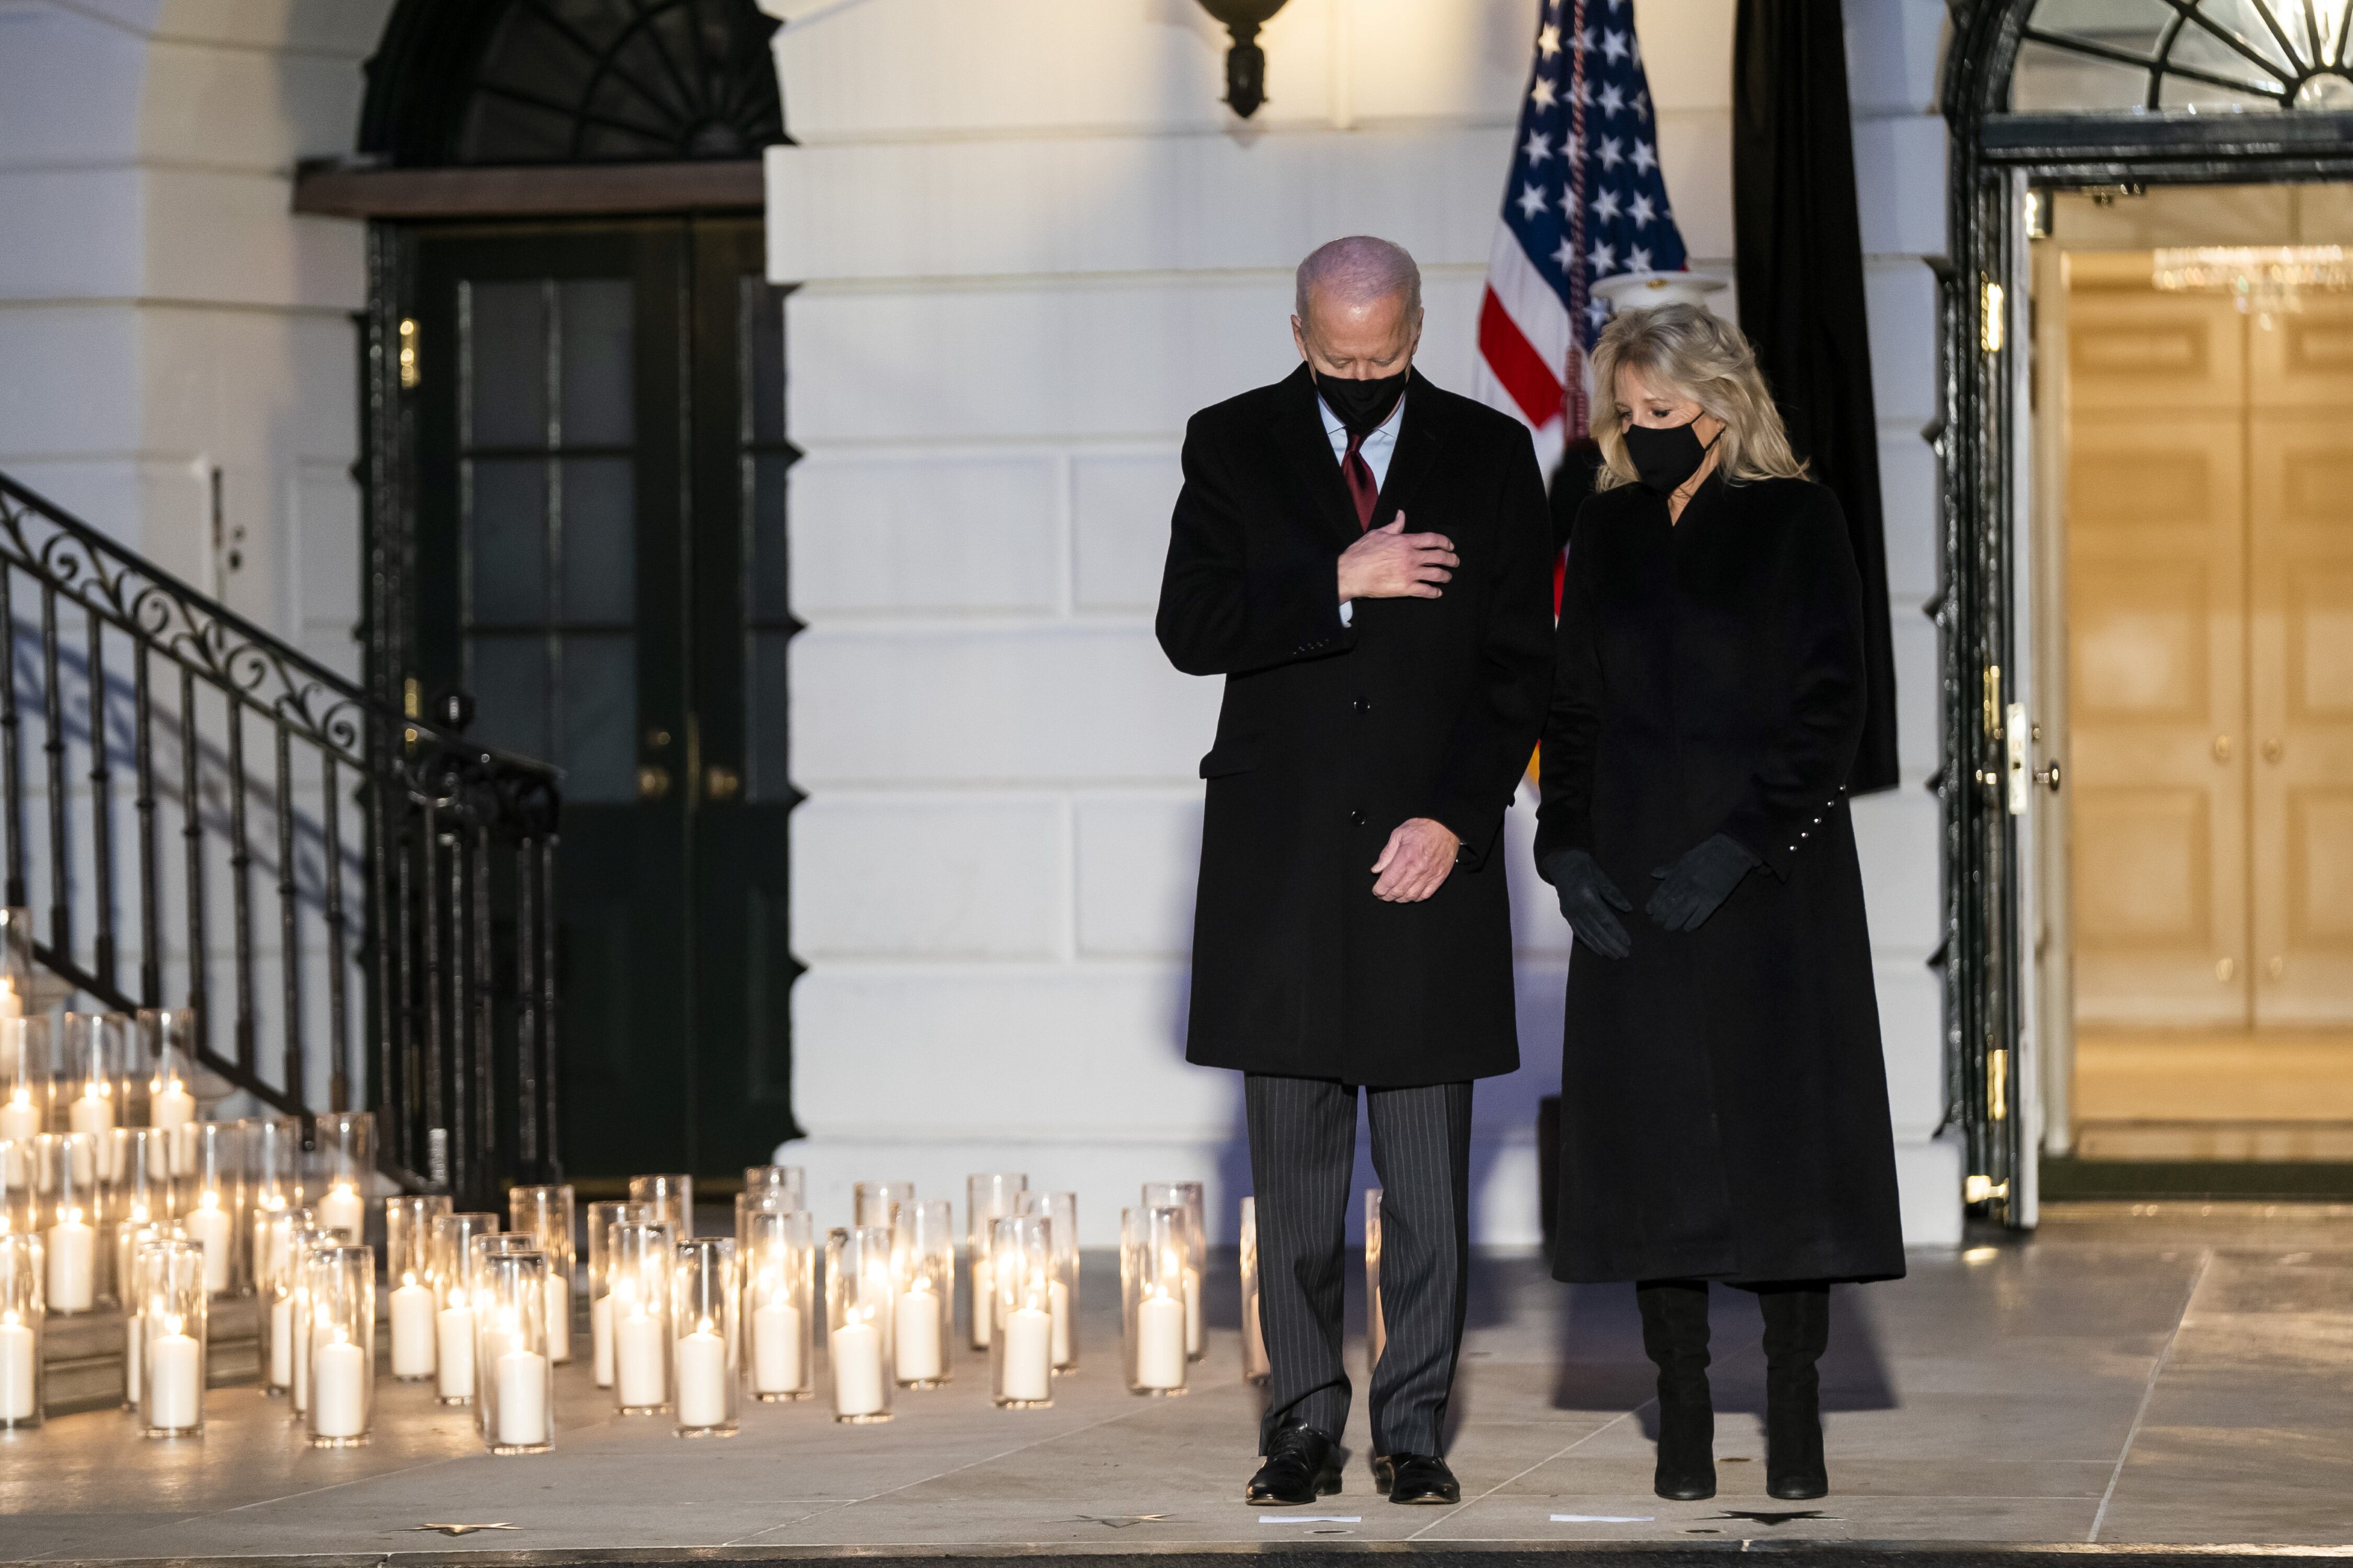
[1314,366,1409,436]
[1621,417,1721,494]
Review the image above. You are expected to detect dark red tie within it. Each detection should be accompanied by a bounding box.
[1340,431,1378,531]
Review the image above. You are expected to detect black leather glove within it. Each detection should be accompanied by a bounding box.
[1538,848,1633,959]
[1645,833,1761,933]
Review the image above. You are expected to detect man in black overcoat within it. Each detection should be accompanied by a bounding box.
[1155,237,1554,1507]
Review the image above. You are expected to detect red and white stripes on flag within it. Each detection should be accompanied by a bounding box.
[1474,222,1584,478]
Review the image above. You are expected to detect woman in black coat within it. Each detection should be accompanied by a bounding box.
[1535,304,1903,1505]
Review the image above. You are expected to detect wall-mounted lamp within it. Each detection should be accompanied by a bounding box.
[1194,1,1289,118]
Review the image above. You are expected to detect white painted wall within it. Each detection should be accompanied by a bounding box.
[766,0,1961,1249]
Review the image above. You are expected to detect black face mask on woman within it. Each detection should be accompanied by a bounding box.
[1621,417,1721,493]
[1315,366,1409,436]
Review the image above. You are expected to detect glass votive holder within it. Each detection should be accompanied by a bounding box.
[990,1214,1055,1408]
[40,1132,103,1313]
[122,1223,168,1410]
[743,1163,805,1212]
[887,1199,952,1388]
[1016,1189,1080,1375]
[853,1180,913,1236]
[1121,1205,1189,1396]
[1239,1196,1269,1383]
[473,1250,553,1455]
[110,1127,175,1302]
[829,1224,893,1423]
[586,1199,653,1390]
[181,1123,241,1295]
[744,1207,812,1402]
[825,1224,849,1337]
[0,1230,41,1428]
[304,1243,372,1446]
[609,1219,674,1415]
[965,1172,1026,1349]
[1365,1186,1386,1375]
[256,1206,313,1394]
[508,1184,576,1364]
[0,1016,50,1144]
[0,1135,33,1240]
[733,1186,797,1265]
[284,1224,342,1417]
[138,1239,207,1438]
[671,1236,738,1437]
[384,1194,449,1380]
[0,907,31,1022]
[307,1112,371,1243]
[139,1010,199,1165]
[429,1211,500,1405]
[244,1114,303,1287]
[627,1172,693,1240]
[62,1012,131,1159]
[1142,1181,1206,1360]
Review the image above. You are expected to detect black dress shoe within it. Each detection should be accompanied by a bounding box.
[1246,1422,1342,1505]
[1383,1453,1460,1505]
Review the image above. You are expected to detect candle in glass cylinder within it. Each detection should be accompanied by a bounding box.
[270,1295,295,1388]
[831,1319,885,1417]
[145,1320,202,1433]
[544,1271,570,1364]
[496,1344,549,1447]
[751,1298,801,1394]
[674,1320,728,1429]
[311,1335,367,1439]
[186,1198,233,1295]
[0,1311,31,1420]
[1135,1290,1186,1390]
[1000,1303,1053,1403]
[615,1298,666,1410]
[68,1086,113,1139]
[390,1274,435,1379]
[0,1093,36,1143]
[316,1184,363,1242]
[150,1077,195,1131]
[591,1291,613,1386]
[1049,1279,1071,1366]
[47,1209,94,1313]
[437,1295,476,1402]
[893,1283,942,1382]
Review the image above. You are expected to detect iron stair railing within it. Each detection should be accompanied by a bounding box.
[0,470,562,1209]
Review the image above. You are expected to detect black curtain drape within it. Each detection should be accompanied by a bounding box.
[1733,0,1900,795]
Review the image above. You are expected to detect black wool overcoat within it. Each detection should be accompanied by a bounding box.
[1157,365,1555,1087]
[1536,472,1905,1285]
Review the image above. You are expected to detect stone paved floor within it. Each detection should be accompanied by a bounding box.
[2,1202,2349,1561]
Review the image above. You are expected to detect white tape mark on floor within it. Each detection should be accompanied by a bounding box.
[1551,1514,1655,1523]
[1260,1515,1363,1525]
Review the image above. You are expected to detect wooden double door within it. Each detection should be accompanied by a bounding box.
[407,216,799,1178]
[2066,260,2353,1126]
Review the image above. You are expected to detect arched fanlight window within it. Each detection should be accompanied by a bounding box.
[361,0,784,167]
[2014,0,2353,112]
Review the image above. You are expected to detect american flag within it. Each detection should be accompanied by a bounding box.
[1471,0,1687,474]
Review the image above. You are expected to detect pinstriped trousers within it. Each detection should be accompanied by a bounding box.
[1244,1072,1473,1457]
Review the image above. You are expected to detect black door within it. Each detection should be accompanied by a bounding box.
[408,216,797,1180]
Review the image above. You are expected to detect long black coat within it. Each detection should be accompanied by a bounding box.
[1158,365,1554,1086]
[1536,473,1904,1285]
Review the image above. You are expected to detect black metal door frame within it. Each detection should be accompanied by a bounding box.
[1942,0,2353,1226]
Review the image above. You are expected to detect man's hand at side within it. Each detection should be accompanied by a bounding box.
[1370,817,1460,902]
[1338,512,1456,604]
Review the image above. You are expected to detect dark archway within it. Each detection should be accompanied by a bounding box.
[1940,0,2353,1228]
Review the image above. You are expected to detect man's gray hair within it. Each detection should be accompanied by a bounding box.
[1295,236,1422,324]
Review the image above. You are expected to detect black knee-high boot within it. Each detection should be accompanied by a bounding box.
[1759,1284,1830,1500]
[1635,1280,1715,1501]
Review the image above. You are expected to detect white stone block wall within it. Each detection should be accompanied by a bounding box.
[768,0,1960,1249]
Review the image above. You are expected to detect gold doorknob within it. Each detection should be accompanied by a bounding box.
[2216,956,2237,982]
[2262,738,2283,763]
[636,764,672,801]
[706,765,741,802]
[2212,735,2233,762]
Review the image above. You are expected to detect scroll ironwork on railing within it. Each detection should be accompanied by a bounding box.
[0,470,562,1209]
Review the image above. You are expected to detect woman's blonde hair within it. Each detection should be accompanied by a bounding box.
[1588,303,1807,491]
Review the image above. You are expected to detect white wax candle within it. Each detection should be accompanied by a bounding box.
[124,1312,144,1406]
[0,1317,32,1420]
[615,1309,666,1407]
[151,1083,195,1130]
[146,1330,202,1432]
[0,1095,37,1143]
[1049,1278,1071,1367]
[544,1273,571,1363]
[751,1300,802,1393]
[590,1292,614,1387]
[831,1320,885,1416]
[0,980,19,1017]
[186,1203,233,1295]
[46,1218,94,1313]
[1000,1304,1053,1402]
[894,1286,942,1381]
[311,1337,367,1438]
[674,1327,728,1427]
[292,1300,311,1412]
[68,1091,113,1138]
[1135,1292,1186,1389]
[316,1185,363,1241]
[389,1280,436,1378]
[971,1256,993,1346]
[437,1302,476,1400]
[1184,1267,1203,1357]
[269,1296,294,1387]
[495,1348,549,1446]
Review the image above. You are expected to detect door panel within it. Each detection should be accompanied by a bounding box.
[2248,406,2353,1026]
[2066,402,2248,1029]
[2066,264,2245,412]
